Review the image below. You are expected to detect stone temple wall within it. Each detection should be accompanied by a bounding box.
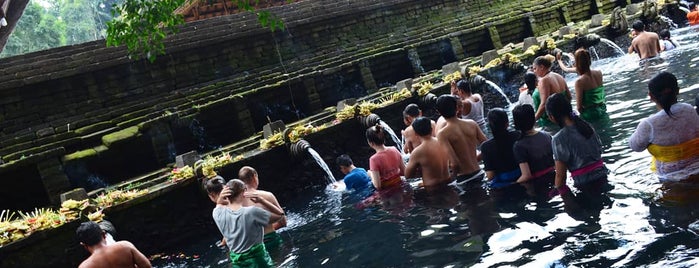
[0,0,607,211]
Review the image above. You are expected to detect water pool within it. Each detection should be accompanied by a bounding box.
[152,26,699,268]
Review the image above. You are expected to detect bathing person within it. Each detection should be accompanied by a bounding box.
[405,117,451,187]
[366,124,406,191]
[688,3,699,26]
[76,221,151,268]
[628,20,661,61]
[335,154,373,193]
[629,71,699,182]
[659,29,677,51]
[517,72,537,107]
[481,108,521,188]
[572,48,607,121]
[211,179,283,267]
[436,94,463,130]
[238,166,286,249]
[435,95,487,184]
[512,104,555,183]
[546,93,608,195]
[532,55,571,127]
[454,80,487,132]
[401,104,436,154]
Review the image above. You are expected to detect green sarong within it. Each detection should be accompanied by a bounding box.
[263,232,283,250]
[580,86,607,121]
[532,88,554,127]
[229,243,274,268]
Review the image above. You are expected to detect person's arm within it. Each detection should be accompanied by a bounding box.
[462,100,472,117]
[628,120,651,152]
[398,149,406,176]
[368,170,381,190]
[247,193,283,224]
[557,59,577,73]
[516,162,533,183]
[216,186,231,206]
[535,80,549,120]
[656,34,662,53]
[575,79,584,114]
[554,160,568,189]
[127,241,152,268]
[476,125,487,144]
[405,151,419,178]
[485,171,496,180]
[265,192,287,229]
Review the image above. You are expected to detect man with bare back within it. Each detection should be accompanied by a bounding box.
[628,20,661,62]
[76,221,151,268]
[238,166,287,249]
[405,117,451,187]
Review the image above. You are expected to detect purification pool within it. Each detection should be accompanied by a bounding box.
[152,26,699,267]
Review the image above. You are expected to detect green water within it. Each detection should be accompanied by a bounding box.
[152,27,699,268]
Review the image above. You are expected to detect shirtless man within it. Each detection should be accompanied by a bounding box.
[238,166,286,249]
[76,221,151,268]
[405,117,451,187]
[628,20,661,61]
[401,104,436,154]
[435,95,487,184]
[436,95,463,130]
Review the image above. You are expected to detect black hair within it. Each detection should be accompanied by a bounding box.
[545,93,594,139]
[691,3,697,10]
[648,71,679,117]
[436,94,458,119]
[336,154,353,167]
[76,221,103,246]
[225,179,247,200]
[632,20,644,32]
[533,56,553,69]
[513,104,536,133]
[412,117,432,136]
[524,72,537,95]
[204,176,226,195]
[456,79,472,94]
[487,108,509,141]
[365,124,386,145]
[403,104,420,118]
[659,29,671,40]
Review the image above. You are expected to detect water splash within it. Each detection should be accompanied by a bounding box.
[379,120,403,153]
[408,49,425,74]
[599,38,626,57]
[485,80,512,106]
[589,46,600,61]
[307,148,337,184]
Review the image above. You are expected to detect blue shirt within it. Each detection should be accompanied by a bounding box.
[343,167,372,192]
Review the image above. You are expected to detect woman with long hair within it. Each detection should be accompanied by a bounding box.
[480,108,521,188]
[512,104,555,183]
[572,48,607,121]
[366,124,405,191]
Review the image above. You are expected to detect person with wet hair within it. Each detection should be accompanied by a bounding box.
[512,104,555,183]
[366,123,405,191]
[76,221,151,268]
[532,55,571,127]
[517,72,537,107]
[629,71,699,182]
[213,179,283,267]
[572,48,607,121]
[435,95,487,185]
[659,29,678,51]
[454,79,487,132]
[238,166,286,250]
[546,93,608,195]
[480,108,521,188]
[401,104,436,154]
[405,117,450,187]
[628,20,661,62]
[335,154,373,193]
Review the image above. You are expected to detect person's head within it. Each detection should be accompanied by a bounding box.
[524,72,538,95]
[691,3,697,11]
[512,104,536,133]
[204,176,226,202]
[487,108,509,140]
[412,117,432,137]
[238,166,258,187]
[403,104,421,126]
[546,93,595,138]
[336,154,354,174]
[455,79,472,96]
[648,71,679,117]
[365,124,386,146]
[76,221,105,249]
[574,48,592,75]
[436,94,458,119]
[225,179,247,202]
[632,20,644,33]
[659,29,671,40]
[532,55,553,77]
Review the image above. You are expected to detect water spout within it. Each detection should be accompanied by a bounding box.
[360,113,381,128]
[589,46,600,61]
[290,139,336,184]
[378,120,403,153]
[599,38,626,57]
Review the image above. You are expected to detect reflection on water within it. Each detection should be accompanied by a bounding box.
[153,27,699,267]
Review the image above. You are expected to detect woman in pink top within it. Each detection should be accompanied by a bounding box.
[366,124,405,191]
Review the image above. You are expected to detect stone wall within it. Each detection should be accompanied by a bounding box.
[0,0,608,211]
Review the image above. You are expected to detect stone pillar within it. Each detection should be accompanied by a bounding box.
[449,37,465,60]
[231,95,256,137]
[592,0,603,15]
[37,158,72,205]
[527,14,539,36]
[486,24,503,49]
[303,78,322,112]
[358,60,378,94]
[560,6,571,25]
[147,121,175,165]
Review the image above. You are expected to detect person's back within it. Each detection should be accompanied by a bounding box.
[573,49,606,121]
[79,241,149,268]
[435,95,486,183]
[238,166,286,250]
[628,20,660,60]
[406,117,451,187]
[481,109,521,188]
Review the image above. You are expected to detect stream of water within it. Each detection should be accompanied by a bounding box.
[151,26,699,268]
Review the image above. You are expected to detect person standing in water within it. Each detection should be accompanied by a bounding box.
[366,124,405,191]
[517,72,537,107]
[334,154,373,194]
[76,221,151,268]
[480,108,521,188]
[572,48,607,121]
[405,117,451,187]
[512,104,555,184]
[532,55,571,127]
[454,80,487,132]
[687,3,699,26]
[401,104,436,154]
[628,20,661,62]
[238,166,287,250]
[659,29,678,51]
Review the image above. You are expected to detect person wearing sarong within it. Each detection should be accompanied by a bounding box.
[512,104,555,184]
[572,48,607,121]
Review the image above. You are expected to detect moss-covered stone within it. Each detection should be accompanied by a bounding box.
[102,126,140,147]
[74,122,115,136]
[62,148,98,162]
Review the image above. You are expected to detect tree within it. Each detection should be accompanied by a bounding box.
[1,2,65,57]
[106,0,289,62]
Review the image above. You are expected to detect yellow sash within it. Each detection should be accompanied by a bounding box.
[648,138,699,171]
